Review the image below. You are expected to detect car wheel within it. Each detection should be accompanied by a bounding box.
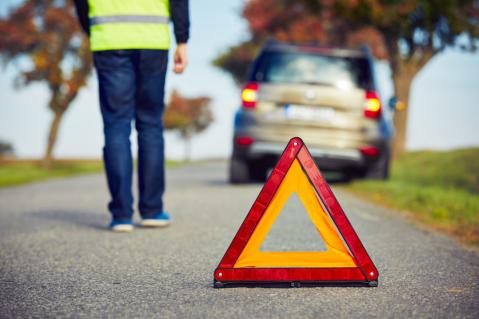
[340,170,354,183]
[249,161,267,182]
[364,149,390,180]
[229,158,250,184]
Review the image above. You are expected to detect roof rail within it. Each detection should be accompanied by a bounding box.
[261,40,368,58]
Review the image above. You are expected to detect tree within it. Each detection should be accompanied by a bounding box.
[336,0,479,156]
[0,140,15,158]
[214,0,479,156]
[163,90,214,161]
[213,41,262,87]
[0,0,92,167]
[213,0,377,83]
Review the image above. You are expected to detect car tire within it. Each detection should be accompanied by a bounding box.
[364,148,390,180]
[229,158,250,184]
[249,161,267,182]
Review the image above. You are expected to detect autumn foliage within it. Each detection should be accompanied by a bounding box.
[0,0,92,167]
[164,90,214,160]
[214,1,387,85]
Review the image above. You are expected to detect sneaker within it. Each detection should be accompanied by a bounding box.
[109,219,134,232]
[140,212,172,228]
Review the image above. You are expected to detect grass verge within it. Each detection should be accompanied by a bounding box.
[345,148,479,247]
[0,159,183,188]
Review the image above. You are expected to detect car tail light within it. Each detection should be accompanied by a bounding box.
[241,82,259,108]
[235,136,255,146]
[364,91,381,119]
[360,146,380,157]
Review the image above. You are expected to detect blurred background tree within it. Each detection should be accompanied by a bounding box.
[336,0,479,156]
[164,90,214,161]
[214,0,479,157]
[0,139,15,158]
[0,0,92,168]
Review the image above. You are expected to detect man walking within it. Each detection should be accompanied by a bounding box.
[73,0,189,232]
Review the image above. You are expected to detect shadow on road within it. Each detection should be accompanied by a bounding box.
[28,209,107,231]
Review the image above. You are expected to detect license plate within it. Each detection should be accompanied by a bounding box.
[285,104,335,122]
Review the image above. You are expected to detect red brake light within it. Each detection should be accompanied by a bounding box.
[360,146,380,157]
[242,82,258,108]
[235,136,255,146]
[364,91,381,119]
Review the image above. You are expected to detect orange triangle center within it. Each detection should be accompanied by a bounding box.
[234,159,356,268]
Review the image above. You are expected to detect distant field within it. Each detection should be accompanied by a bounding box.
[346,148,479,247]
[0,159,182,188]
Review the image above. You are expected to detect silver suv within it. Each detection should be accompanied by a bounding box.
[229,42,394,183]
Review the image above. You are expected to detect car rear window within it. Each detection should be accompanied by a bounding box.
[252,51,373,90]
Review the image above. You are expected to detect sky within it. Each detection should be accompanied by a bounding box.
[1,0,479,160]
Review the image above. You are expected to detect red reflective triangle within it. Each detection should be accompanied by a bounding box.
[214,137,379,287]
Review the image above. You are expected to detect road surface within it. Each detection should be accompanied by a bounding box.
[1,162,478,318]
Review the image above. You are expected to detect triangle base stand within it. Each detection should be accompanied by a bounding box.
[214,279,378,288]
[213,267,378,288]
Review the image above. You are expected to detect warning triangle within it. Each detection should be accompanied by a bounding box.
[214,137,378,287]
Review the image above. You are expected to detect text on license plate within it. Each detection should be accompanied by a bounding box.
[284,104,335,122]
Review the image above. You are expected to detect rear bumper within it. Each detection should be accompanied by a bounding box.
[233,140,385,171]
[251,141,362,162]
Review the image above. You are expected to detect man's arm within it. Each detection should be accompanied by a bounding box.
[170,0,190,74]
[73,0,90,36]
[170,0,190,44]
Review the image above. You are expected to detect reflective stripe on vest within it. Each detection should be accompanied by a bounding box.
[90,15,170,26]
[88,0,170,51]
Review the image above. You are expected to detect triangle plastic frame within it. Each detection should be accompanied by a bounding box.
[214,137,379,288]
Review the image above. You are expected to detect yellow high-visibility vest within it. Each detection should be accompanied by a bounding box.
[88,0,170,51]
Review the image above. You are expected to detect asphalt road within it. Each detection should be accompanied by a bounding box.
[0,162,478,318]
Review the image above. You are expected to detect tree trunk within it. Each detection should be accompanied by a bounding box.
[391,69,415,158]
[184,135,191,162]
[390,48,435,158]
[42,110,64,168]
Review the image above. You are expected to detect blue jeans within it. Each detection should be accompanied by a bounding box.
[93,50,168,221]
